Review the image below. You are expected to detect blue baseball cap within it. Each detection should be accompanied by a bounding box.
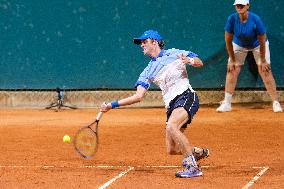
[133,30,163,45]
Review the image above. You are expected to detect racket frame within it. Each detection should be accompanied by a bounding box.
[73,112,103,158]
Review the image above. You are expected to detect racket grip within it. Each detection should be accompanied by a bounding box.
[96,112,103,121]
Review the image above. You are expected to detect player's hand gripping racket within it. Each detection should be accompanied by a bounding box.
[74,112,103,158]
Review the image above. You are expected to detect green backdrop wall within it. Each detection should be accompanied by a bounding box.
[0,0,283,89]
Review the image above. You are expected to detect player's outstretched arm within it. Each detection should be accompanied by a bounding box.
[100,85,147,112]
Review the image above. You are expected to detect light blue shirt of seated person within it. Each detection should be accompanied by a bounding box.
[225,12,267,49]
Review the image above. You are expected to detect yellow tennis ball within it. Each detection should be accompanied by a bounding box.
[63,135,71,143]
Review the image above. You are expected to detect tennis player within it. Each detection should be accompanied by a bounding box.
[101,30,209,178]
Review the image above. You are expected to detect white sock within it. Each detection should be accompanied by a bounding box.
[224,92,232,104]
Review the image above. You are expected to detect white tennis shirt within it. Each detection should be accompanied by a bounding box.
[134,48,198,107]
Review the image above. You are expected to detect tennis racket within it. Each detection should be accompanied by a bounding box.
[73,112,103,158]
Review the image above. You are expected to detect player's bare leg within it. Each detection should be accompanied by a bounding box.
[166,107,193,157]
[165,128,185,155]
[166,107,202,178]
[166,129,209,160]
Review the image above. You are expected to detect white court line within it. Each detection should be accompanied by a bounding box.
[0,165,269,188]
[143,165,211,168]
[0,165,210,169]
[98,166,134,189]
[241,166,269,189]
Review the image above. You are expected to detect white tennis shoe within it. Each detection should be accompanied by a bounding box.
[273,101,283,113]
[216,101,232,112]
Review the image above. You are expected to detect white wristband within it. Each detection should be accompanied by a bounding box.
[189,57,195,65]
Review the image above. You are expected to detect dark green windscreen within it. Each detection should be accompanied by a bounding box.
[0,0,283,89]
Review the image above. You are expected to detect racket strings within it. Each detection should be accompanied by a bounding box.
[75,128,98,157]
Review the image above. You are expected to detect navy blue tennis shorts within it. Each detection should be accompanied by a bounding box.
[166,89,199,128]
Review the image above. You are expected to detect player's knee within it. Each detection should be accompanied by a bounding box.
[134,93,144,102]
[166,123,176,135]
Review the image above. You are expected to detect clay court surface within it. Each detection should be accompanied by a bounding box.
[0,105,283,189]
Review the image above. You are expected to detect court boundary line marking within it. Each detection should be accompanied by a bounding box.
[241,166,269,189]
[0,165,262,169]
[0,165,269,189]
[98,166,134,189]
[0,165,209,169]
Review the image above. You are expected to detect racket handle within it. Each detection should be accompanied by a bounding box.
[96,112,103,121]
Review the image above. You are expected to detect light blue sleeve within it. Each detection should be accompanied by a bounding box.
[167,48,198,58]
[134,64,151,90]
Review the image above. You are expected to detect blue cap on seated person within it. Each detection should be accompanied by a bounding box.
[134,30,163,45]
